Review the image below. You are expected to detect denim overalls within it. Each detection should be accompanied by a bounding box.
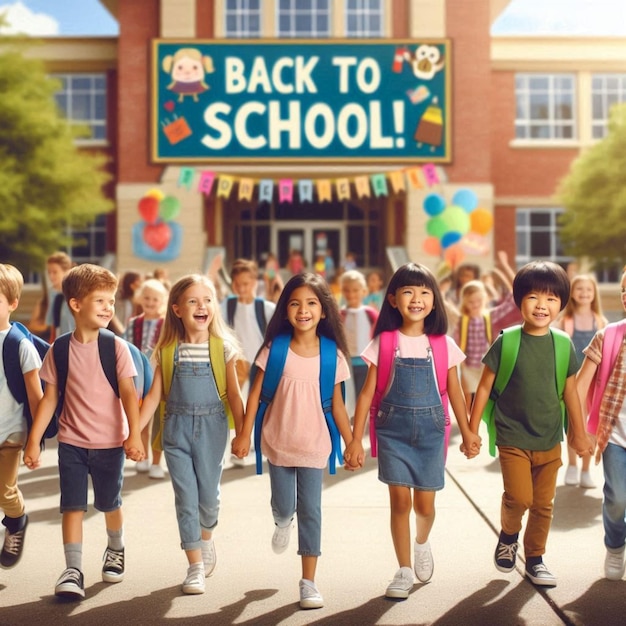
[163,346,228,551]
[375,347,446,491]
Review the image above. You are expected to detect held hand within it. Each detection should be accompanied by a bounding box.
[343,440,365,470]
[461,433,482,459]
[124,435,145,461]
[23,441,41,470]
[231,434,250,459]
[568,431,594,458]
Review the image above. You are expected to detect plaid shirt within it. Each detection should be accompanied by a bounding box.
[583,330,626,451]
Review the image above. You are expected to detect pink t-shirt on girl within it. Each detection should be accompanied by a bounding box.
[40,334,137,449]
[255,344,350,469]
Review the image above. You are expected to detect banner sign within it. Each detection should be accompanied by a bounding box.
[152,39,451,163]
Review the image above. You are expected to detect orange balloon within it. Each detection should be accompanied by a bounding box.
[422,236,442,257]
[469,208,493,236]
[444,243,465,269]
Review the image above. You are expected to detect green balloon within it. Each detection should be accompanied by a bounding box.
[441,205,470,235]
[426,216,448,240]
[160,195,181,221]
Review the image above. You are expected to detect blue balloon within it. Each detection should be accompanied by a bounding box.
[423,193,446,216]
[441,231,462,249]
[452,189,478,213]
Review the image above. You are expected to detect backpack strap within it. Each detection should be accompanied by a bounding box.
[98,328,119,397]
[459,315,470,353]
[481,325,522,457]
[484,312,492,344]
[226,296,237,327]
[319,335,342,475]
[254,334,291,474]
[52,333,72,410]
[52,293,64,329]
[551,327,571,431]
[3,323,28,407]
[369,330,398,458]
[209,335,235,428]
[428,334,451,458]
[131,314,144,349]
[254,298,267,335]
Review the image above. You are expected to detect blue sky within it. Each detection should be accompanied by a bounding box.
[0,0,624,37]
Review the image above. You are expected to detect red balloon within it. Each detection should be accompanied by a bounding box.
[143,222,172,252]
[138,196,159,224]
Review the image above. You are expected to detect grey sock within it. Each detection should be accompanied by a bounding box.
[106,527,124,551]
[64,543,82,571]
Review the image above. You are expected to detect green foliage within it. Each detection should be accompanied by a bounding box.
[558,103,626,268]
[0,40,112,274]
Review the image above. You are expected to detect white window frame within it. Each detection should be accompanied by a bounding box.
[345,0,384,37]
[52,73,107,145]
[515,208,573,268]
[276,0,331,38]
[591,73,626,139]
[515,73,577,141]
[224,0,262,38]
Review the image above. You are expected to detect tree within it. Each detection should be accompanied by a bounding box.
[0,38,112,274]
[558,103,626,269]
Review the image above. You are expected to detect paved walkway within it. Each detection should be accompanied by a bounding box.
[1,428,623,625]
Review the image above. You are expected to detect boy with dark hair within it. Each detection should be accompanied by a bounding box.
[0,264,43,568]
[468,261,593,587]
[24,264,144,600]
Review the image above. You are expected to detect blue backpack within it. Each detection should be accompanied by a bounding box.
[3,322,60,443]
[53,328,153,407]
[253,333,343,475]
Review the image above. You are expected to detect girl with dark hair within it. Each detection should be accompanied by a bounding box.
[345,263,479,599]
[232,273,354,610]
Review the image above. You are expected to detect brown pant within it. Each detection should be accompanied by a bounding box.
[498,443,562,558]
[0,440,25,520]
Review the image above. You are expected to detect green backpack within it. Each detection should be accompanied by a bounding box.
[481,325,571,457]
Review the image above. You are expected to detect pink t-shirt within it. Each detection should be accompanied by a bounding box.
[256,344,350,469]
[361,332,465,370]
[41,334,137,449]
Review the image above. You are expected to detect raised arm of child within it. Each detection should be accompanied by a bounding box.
[23,383,58,470]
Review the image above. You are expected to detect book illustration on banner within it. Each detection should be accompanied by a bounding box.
[132,190,183,262]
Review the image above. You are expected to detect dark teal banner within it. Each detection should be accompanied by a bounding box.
[152,40,451,163]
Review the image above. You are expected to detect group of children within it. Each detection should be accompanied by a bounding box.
[1,253,626,612]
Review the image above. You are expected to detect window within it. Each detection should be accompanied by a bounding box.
[63,214,108,266]
[515,209,572,268]
[515,74,576,140]
[346,0,383,37]
[225,0,261,38]
[277,0,330,38]
[52,74,107,142]
[591,74,626,139]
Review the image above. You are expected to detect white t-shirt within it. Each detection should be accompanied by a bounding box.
[0,328,42,443]
[221,298,275,363]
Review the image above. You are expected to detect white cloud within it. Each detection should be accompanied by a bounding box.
[0,1,59,35]
[492,0,626,36]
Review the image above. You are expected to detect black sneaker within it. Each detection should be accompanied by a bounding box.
[525,562,557,587]
[0,515,28,569]
[494,535,518,573]
[55,567,85,599]
[102,546,125,583]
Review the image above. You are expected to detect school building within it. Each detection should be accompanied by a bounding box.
[21,0,626,313]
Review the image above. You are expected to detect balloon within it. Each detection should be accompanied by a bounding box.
[452,189,478,213]
[470,208,493,235]
[143,222,172,252]
[138,196,159,224]
[145,188,165,202]
[423,193,446,217]
[160,195,181,221]
[422,236,442,257]
[441,205,470,235]
[441,231,462,249]
[426,216,448,240]
[444,243,465,268]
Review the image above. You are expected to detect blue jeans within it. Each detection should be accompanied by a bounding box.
[268,462,323,556]
[602,443,626,550]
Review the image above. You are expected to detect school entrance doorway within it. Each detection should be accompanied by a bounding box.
[275,225,342,274]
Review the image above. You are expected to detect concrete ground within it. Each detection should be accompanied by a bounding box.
[1,426,624,626]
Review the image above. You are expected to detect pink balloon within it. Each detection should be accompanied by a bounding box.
[422,236,442,257]
[138,196,159,224]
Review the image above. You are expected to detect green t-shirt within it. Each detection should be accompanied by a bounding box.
[482,330,578,451]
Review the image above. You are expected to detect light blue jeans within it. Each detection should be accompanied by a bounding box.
[268,462,323,556]
[602,442,626,551]
[164,358,228,551]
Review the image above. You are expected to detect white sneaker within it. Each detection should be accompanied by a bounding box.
[605,546,626,580]
[148,464,165,479]
[414,540,434,583]
[579,470,596,489]
[230,454,245,468]
[272,522,293,554]
[201,538,216,577]
[136,459,150,473]
[385,567,414,599]
[564,465,578,486]
[182,565,206,594]
[299,578,324,609]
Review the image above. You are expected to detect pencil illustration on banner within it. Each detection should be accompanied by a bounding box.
[414,97,443,151]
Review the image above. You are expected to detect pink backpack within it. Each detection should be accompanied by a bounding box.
[586,320,626,434]
[369,330,451,458]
